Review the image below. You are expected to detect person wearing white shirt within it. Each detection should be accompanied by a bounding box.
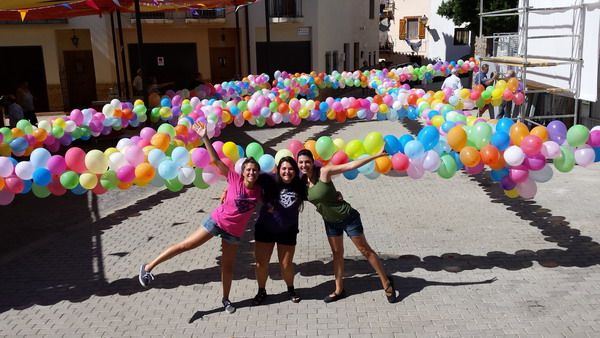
[441,68,462,90]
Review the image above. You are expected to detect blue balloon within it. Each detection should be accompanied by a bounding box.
[403,140,425,159]
[258,154,275,173]
[343,169,359,180]
[441,121,456,133]
[148,149,166,167]
[9,137,28,153]
[398,134,415,153]
[356,155,375,174]
[491,131,510,151]
[496,117,514,134]
[407,106,419,120]
[451,151,464,170]
[417,126,440,151]
[427,110,440,120]
[171,147,189,166]
[32,167,52,186]
[71,184,88,195]
[21,179,32,194]
[319,102,329,112]
[490,168,509,182]
[383,135,400,155]
[158,160,179,180]
[160,97,171,107]
[237,145,245,158]
[30,148,51,168]
[594,147,600,162]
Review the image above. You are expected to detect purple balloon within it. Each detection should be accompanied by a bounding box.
[524,153,546,171]
[547,120,567,144]
[500,175,517,190]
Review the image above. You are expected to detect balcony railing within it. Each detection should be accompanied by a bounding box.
[270,0,302,18]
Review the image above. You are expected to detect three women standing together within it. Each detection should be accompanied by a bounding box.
[139,121,396,313]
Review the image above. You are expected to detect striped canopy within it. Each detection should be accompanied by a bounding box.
[0,0,256,21]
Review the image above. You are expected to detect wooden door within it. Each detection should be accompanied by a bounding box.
[64,50,97,110]
[210,47,237,83]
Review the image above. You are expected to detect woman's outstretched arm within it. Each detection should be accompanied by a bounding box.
[320,152,387,181]
[192,121,229,176]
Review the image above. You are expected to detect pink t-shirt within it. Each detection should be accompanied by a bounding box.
[211,170,261,238]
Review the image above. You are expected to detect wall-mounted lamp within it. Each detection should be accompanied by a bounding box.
[421,15,429,28]
[71,30,79,48]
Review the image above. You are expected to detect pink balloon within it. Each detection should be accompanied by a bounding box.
[124,145,145,166]
[70,109,84,125]
[117,165,136,183]
[0,189,15,205]
[5,176,24,193]
[212,141,225,158]
[541,141,561,159]
[465,161,484,175]
[65,147,87,173]
[509,165,529,183]
[47,155,67,175]
[392,153,409,171]
[587,130,600,147]
[516,178,537,199]
[191,148,210,168]
[48,177,67,196]
[288,140,304,157]
[520,135,543,156]
[574,145,595,167]
[407,159,424,178]
[524,154,546,171]
[140,127,156,141]
[330,151,349,165]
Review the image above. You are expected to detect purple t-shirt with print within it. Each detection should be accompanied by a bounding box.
[211,170,261,238]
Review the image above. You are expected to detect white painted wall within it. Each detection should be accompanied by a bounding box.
[387,0,430,55]
[426,0,471,61]
[519,0,599,102]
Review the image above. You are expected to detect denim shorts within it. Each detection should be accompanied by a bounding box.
[323,209,364,238]
[202,216,241,245]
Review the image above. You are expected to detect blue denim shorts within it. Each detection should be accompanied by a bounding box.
[202,216,241,245]
[323,209,364,238]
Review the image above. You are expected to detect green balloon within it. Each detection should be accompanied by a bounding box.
[165,178,183,192]
[255,116,266,127]
[193,168,209,189]
[157,123,176,139]
[566,124,589,147]
[16,120,32,131]
[100,170,118,189]
[0,127,12,143]
[554,145,575,172]
[315,136,335,160]
[345,140,366,159]
[471,122,492,149]
[52,126,64,138]
[246,142,264,161]
[181,103,193,115]
[71,127,83,140]
[32,184,51,198]
[437,155,457,179]
[60,171,80,189]
[363,132,384,155]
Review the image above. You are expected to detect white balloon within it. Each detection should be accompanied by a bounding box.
[178,166,196,185]
[108,152,127,170]
[529,164,553,183]
[504,145,525,166]
[15,161,34,180]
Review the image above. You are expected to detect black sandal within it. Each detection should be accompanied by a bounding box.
[323,289,346,303]
[252,288,267,306]
[384,275,397,303]
[287,286,301,303]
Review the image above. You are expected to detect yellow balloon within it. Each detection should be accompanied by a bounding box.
[431,115,445,128]
[85,149,108,174]
[104,147,119,157]
[504,189,519,198]
[222,141,239,161]
[79,173,98,190]
[378,104,388,113]
[53,118,66,129]
[333,138,346,150]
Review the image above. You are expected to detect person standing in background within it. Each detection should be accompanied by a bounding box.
[15,81,37,124]
[133,69,144,97]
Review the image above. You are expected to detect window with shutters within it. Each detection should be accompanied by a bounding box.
[454,28,470,45]
[400,16,427,40]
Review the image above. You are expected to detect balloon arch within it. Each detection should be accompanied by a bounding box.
[1,58,598,205]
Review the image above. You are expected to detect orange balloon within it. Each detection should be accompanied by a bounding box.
[509,122,529,146]
[447,126,467,151]
[174,125,188,137]
[474,84,485,93]
[488,156,506,170]
[117,181,133,190]
[11,128,25,138]
[459,146,481,167]
[530,126,548,142]
[374,156,392,174]
[480,145,500,165]
[0,177,4,190]
[135,163,155,184]
[507,77,519,92]
[32,128,47,142]
[149,93,160,107]
[304,139,320,160]
[278,102,289,114]
[242,110,253,120]
[150,133,170,151]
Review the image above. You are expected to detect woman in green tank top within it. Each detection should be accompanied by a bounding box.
[297,149,396,303]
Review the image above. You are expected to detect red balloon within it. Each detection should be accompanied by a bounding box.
[391,153,410,171]
[330,151,349,165]
[65,147,87,173]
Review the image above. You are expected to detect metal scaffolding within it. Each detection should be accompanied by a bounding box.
[477,0,585,125]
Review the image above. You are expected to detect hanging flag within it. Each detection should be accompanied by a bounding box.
[18,9,28,22]
[86,0,100,11]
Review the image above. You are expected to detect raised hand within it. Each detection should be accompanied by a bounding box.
[192,121,206,138]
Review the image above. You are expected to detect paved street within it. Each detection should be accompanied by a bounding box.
[2,118,600,337]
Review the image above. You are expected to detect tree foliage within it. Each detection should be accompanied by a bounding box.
[437,0,519,36]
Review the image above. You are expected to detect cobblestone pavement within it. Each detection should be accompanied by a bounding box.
[1,119,600,337]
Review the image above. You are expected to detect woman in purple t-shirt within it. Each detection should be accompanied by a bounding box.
[138,121,261,314]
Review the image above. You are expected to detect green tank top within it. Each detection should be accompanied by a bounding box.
[307,180,352,223]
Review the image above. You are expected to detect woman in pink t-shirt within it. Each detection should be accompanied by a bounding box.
[138,121,261,314]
